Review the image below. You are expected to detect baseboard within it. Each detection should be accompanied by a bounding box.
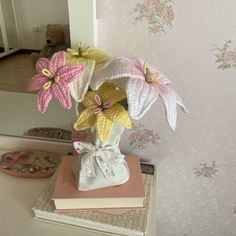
[17,49,40,54]
[0,49,40,60]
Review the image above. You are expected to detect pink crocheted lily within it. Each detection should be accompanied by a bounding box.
[27,51,84,113]
[91,57,188,130]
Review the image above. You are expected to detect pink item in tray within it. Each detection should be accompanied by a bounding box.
[1,151,30,169]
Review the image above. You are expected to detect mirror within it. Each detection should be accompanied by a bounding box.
[0,0,20,57]
[0,0,76,141]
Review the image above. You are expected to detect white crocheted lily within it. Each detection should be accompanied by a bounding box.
[127,60,188,130]
[90,57,140,90]
[91,57,188,130]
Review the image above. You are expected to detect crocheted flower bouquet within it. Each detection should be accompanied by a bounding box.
[28,42,187,191]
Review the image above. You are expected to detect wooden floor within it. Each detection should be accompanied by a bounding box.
[0,53,35,93]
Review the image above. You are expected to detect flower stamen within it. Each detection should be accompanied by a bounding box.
[143,61,160,83]
[42,69,60,90]
[42,68,54,78]
[54,76,60,83]
[93,95,111,114]
[77,42,89,57]
[94,94,102,106]
[43,81,52,90]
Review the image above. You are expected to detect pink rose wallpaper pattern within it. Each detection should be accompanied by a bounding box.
[212,40,236,70]
[193,161,221,178]
[128,123,160,149]
[133,0,175,33]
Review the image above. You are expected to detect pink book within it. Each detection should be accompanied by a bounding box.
[52,155,145,210]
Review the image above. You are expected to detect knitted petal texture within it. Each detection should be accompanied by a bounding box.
[74,109,97,130]
[159,84,177,130]
[57,65,85,84]
[96,83,116,96]
[174,92,189,113]
[27,51,85,113]
[90,57,144,90]
[104,104,132,128]
[126,77,159,120]
[49,51,66,75]
[73,82,131,141]
[102,89,127,106]
[96,112,114,142]
[68,60,95,102]
[37,89,53,113]
[82,91,98,108]
[90,56,187,130]
[36,58,49,74]
[85,47,111,71]
[67,43,110,71]
[51,82,72,109]
[27,74,48,91]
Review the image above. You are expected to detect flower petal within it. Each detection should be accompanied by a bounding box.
[134,58,171,85]
[96,82,116,96]
[27,74,49,91]
[51,81,72,109]
[67,46,110,71]
[102,89,127,106]
[85,47,111,70]
[175,92,189,113]
[82,91,97,108]
[74,109,97,130]
[127,78,159,120]
[49,51,66,75]
[104,103,132,128]
[68,60,95,102]
[57,64,85,84]
[82,83,118,108]
[36,58,49,74]
[96,112,114,141]
[157,75,171,85]
[90,57,144,91]
[159,85,177,130]
[37,88,53,113]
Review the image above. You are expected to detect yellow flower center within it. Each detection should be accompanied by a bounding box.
[93,95,111,114]
[76,42,89,57]
[143,61,160,84]
[42,68,60,89]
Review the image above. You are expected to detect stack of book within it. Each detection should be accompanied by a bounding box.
[32,155,156,236]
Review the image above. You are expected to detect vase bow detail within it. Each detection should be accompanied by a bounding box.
[73,141,124,177]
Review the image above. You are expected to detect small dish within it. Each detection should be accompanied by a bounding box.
[0,150,60,178]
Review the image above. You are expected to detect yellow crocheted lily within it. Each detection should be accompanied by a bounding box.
[66,42,111,103]
[74,83,132,141]
[67,42,110,70]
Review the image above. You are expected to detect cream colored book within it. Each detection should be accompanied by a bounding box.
[32,163,156,236]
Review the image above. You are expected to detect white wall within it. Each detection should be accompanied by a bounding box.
[0,0,19,49]
[14,0,69,50]
[0,27,3,48]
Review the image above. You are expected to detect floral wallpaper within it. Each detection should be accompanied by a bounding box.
[97,0,236,235]
[128,123,160,150]
[133,0,175,33]
[193,161,221,178]
[212,40,236,70]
